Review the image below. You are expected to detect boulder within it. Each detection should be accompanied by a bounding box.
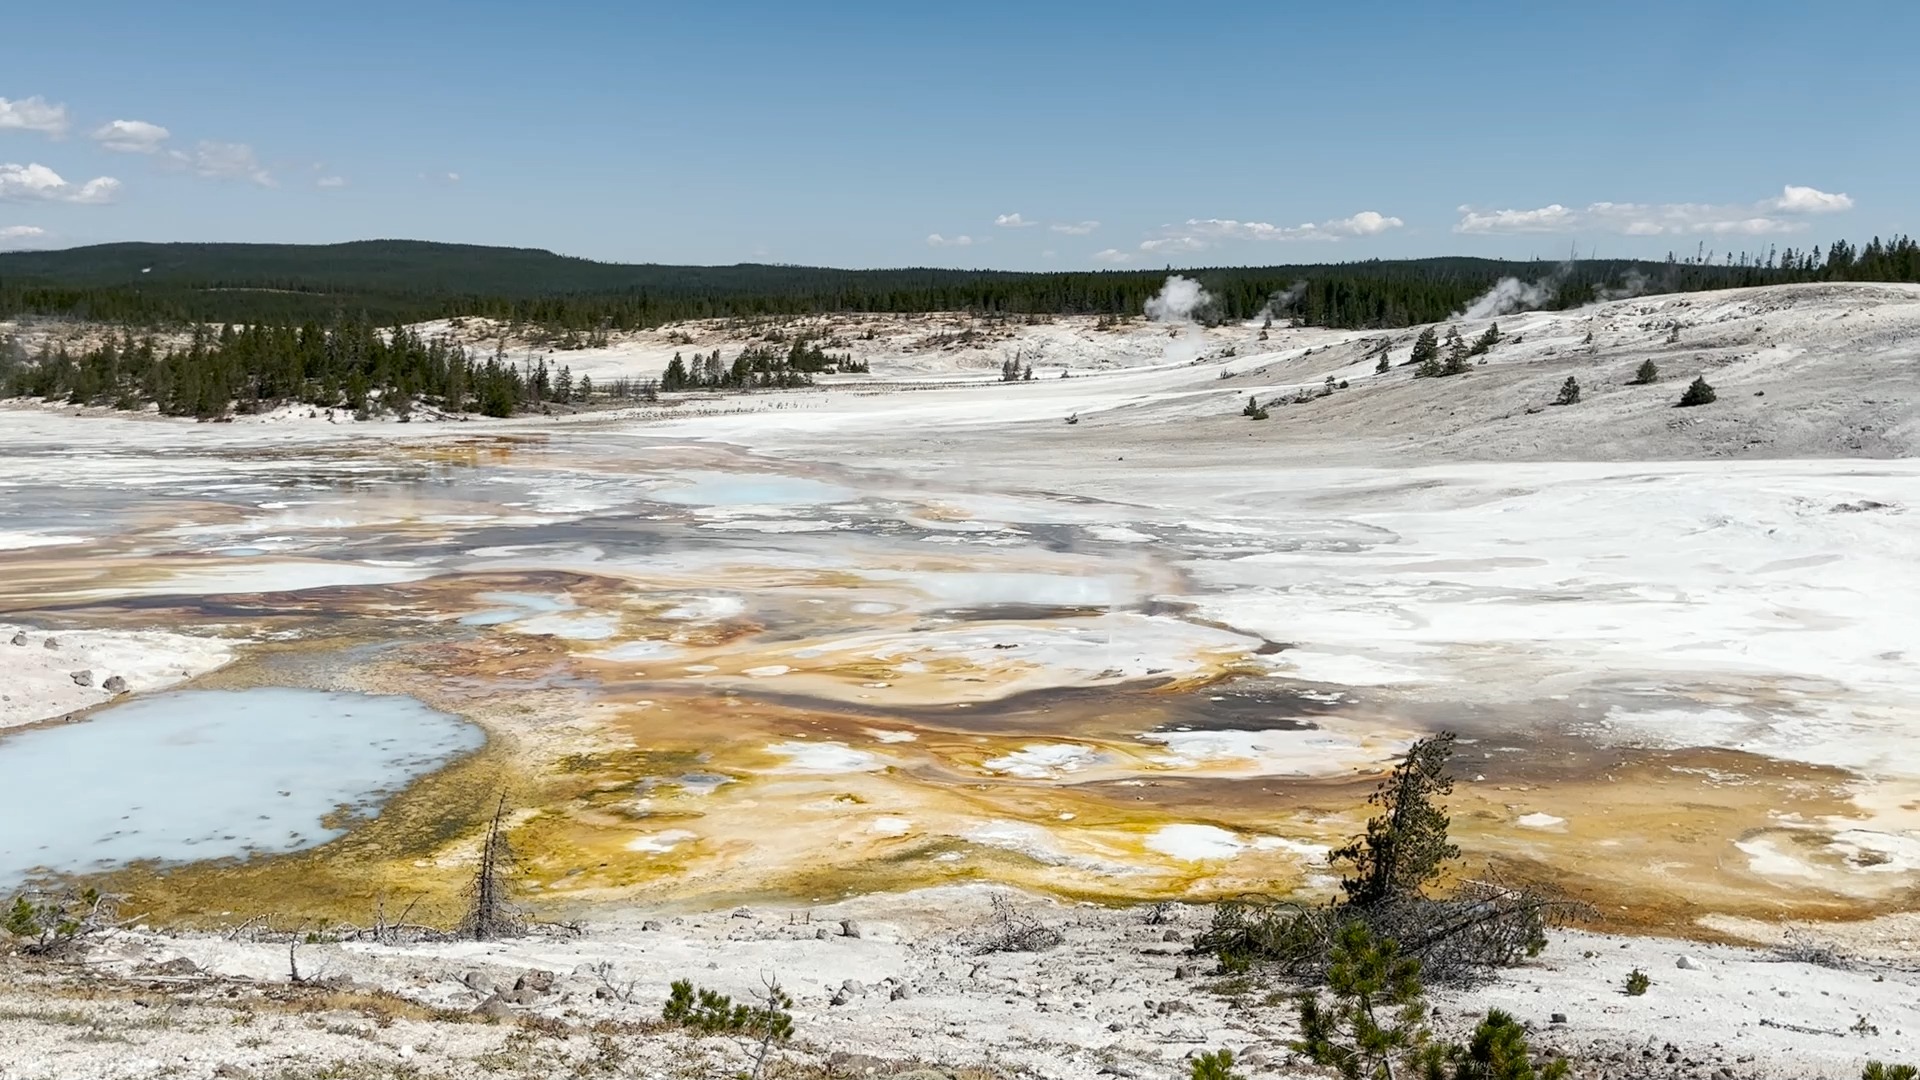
[1676,956,1702,970]
[840,918,863,939]
[44,636,60,650]
[461,970,495,994]
[640,919,664,932]
[473,994,515,1019]
[514,970,556,993]
[103,675,128,693]
[70,670,93,688]
[9,631,24,646]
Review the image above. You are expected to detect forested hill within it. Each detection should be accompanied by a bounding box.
[3,236,1916,331]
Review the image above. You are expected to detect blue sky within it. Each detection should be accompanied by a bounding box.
[2,0,1914,268]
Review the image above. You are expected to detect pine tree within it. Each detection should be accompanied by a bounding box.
[1678,375,1716,407]
[1332,733,1460,907]
[1293,921,1431,1080]
[1441,327,1470,376]
[1408,327,1439,369]
[1630,359,1658,384]
[1553,377,1580,406]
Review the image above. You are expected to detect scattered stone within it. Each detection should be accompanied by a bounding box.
[44,637,59,650]
[9,631,24,646]
[473,994,515,1019]
[1551,1012,1568,1024]
[1174,964,1200,980]
[1161,929,1183,942]
[831,987,852,1006]
[149,957,200,976]
[826,1052,889,1075]
[731,906,753,919]
[888,1071,952,1080]
[461,970,494,994]
[70,670,93,688]
[816,927,832,940]
[1676,956,1702,970]
[890,982,913,1001]
[840,918,863,939]
[514,970,556,993]
[640,919,664,932]
[103,675,128,693]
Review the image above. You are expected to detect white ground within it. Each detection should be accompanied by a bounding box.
[0,623,234,731]
[3,889,1915,1080]
[4,281,1920,1076]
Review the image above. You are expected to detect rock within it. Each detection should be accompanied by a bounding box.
[888,1071,952,1080]
[826,1052,889,1075]
[840,918,862,939]
[9,631,24,646]
[1550,1013,1568,1024]
[473,994,515,1019]
[1174,963,1200,980]
[816,928,832,939]
[461,971,495,994]
[641,919,664,931]
[1161,929,1183,942]
[1676,956,1702,970]
[731,906,753,919]
[150,957,200,976]
[44,637,59,650]
[502,986,542,1005]
[70,670,93,688]
[890,982,913,1001]
[514,970,555,993]
[830,987,852,1006]
[840,978,864,994]
[103,675,128,693]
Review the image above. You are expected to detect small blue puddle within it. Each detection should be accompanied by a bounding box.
[645,471,854,507]
[0,688,484,888]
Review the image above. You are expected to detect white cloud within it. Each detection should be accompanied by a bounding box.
[1144,210,1404,251]
[994,212,1036,228]
[1139,235,1207,254]
[167,140,273,186]
[0,163,120,204]
[0,96,69,137]
[1091,248,1132,264]
[1050,220,1100,235]
[926,233,974,248]
[316,175,346,189]
[1765,184,1853,214]
[90,119,171,153]
[0,225,46,239]
[1454,185,1854,237]
[443,171,460,183]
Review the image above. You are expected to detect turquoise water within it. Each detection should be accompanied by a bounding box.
[0,688,484,887]
[645,471,854,507]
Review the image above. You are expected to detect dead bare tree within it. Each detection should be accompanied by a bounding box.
[459,795,523,940]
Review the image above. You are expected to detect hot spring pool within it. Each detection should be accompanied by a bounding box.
[0,687,484,888]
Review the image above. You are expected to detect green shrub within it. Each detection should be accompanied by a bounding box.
[1863,1063,1918,1080]
[1624,968,1651,996]
[1678,376,1716,407]
[1419,1008,1570,1080]
[661,979,793,1039]
[1630,359,1659,384]
[1553,377,1580,406]
[1191,1048,1245,1080]
[1293,922,1431,1080]
[1242,395,1268,420]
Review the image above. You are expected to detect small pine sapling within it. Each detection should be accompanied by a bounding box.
[1678,376,1716,407]
[1553,377,1580,406]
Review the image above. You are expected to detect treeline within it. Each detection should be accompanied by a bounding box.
[4,236,1916,335]
[0,321,603,420]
